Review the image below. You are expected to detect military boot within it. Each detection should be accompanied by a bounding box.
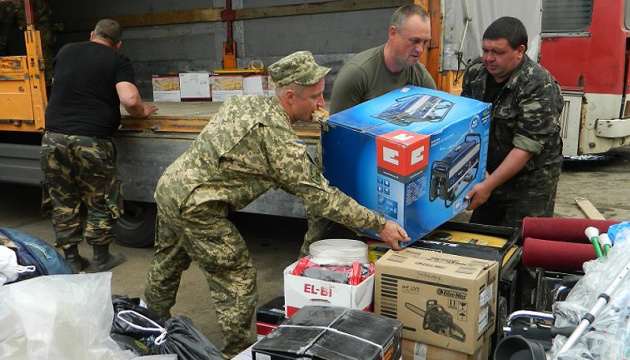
[91,244,126,272]
[63,244,90,273]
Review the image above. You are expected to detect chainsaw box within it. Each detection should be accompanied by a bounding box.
[410,221,522,348]
[375,248,498,354]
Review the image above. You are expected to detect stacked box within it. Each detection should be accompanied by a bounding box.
[375,248,498,354]
[252,306,402,360]
[151,75,181,102]
[322,86,491,244]
[178,72,211,100]
[256,296,286,340]
[243,74,268,95]
[283,260,373,317]
[401,335,490,360]
[211,74,244,102]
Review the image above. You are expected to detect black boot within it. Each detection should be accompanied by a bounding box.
[63,245,90,274]
[91,244,126,272]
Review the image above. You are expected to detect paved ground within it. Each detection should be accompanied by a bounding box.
[1,147,628,352]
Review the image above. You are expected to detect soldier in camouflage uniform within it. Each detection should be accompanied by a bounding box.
[462,17,564,229]
[41,19,157,273]
[144,51,410,359]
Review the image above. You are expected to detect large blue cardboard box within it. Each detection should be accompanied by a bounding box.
[322,86,492,245]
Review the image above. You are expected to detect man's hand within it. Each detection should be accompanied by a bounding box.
[465,180,492,210]
[378,220,410,250]
[144,103,158,117]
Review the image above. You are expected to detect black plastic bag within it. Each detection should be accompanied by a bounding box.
[148,316,224,360]
[111,295,165,339]
[110,333,150,356]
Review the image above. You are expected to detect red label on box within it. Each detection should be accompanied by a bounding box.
[376,130,430,176]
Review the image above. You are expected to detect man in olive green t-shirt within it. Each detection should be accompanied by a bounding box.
[329,4,437,114]
[300,5,437,256]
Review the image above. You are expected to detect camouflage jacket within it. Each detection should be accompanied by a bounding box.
[461,55,564,199]
[155,94,386,232]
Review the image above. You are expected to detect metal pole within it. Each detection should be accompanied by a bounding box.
[555,256,630,356]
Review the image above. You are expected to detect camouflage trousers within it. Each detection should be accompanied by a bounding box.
[469,184,558,230]
[40,131,122,248]
[144,203,257,359]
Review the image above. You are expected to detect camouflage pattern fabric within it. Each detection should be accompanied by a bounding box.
[268,50,330,87]
[461,54,564,225]
[469,188,557,229]
[40,131,121,248]
[145,94,386,357]
[145,211,257,359]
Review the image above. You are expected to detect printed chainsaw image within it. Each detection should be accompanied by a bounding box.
[371,94,454,126]
[405,300,466,342]
[429,134,481,207]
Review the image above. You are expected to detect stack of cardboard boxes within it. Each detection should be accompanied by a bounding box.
[239,86,506,360]
[151,70,275,102]
[376,248,497,360]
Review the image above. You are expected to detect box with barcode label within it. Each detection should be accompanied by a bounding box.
[375,248,498,354]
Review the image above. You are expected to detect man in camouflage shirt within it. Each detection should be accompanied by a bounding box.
[462,17,564,229]
[144,50,410,358]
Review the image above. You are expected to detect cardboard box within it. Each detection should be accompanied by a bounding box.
[243,74,269,95]
[256,296,286,340]
[402,339,480,360]
[151,75,181,102]
[284,260,374,317]
[178,72,211,100]
[252,306,403,360]
[321,86,491,244]
[265,76,276,96]
[375,248,498,354]
[211,74,244,102]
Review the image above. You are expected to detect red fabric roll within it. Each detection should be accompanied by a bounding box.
[522,237,597,271]
[521,217,619,243]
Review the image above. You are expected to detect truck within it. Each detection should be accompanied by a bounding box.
[0,0,627,247]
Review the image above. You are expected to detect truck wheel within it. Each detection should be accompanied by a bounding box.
[114,201,157,248]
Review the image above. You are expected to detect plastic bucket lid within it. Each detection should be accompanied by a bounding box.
[308,239,368,264]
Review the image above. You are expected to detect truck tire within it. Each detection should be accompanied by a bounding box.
[114,201,157,248]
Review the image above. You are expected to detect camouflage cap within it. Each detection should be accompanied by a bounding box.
[268,51,331,87]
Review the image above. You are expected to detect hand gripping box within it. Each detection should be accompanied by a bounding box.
[252,306,403,360]
[375,248,498,354]
[321,86,491,245]
[284,260,374,317]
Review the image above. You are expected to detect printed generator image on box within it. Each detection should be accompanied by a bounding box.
[322,86,491,245]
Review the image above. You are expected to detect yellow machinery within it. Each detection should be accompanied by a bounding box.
[0,0,47,132]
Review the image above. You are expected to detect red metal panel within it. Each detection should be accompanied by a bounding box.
[540,0,629,95]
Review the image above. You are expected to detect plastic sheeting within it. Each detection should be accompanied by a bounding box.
[0,273,135,360]
[441,0,542,71]
[549,232,630,359]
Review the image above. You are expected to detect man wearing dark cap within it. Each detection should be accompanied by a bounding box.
[144,51,410,358]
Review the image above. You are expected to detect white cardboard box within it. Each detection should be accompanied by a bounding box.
[179,72,211,100]
[211,74,244,102]
[283,260,374,317]
[151,75,181,102]
[243,74,266,95]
